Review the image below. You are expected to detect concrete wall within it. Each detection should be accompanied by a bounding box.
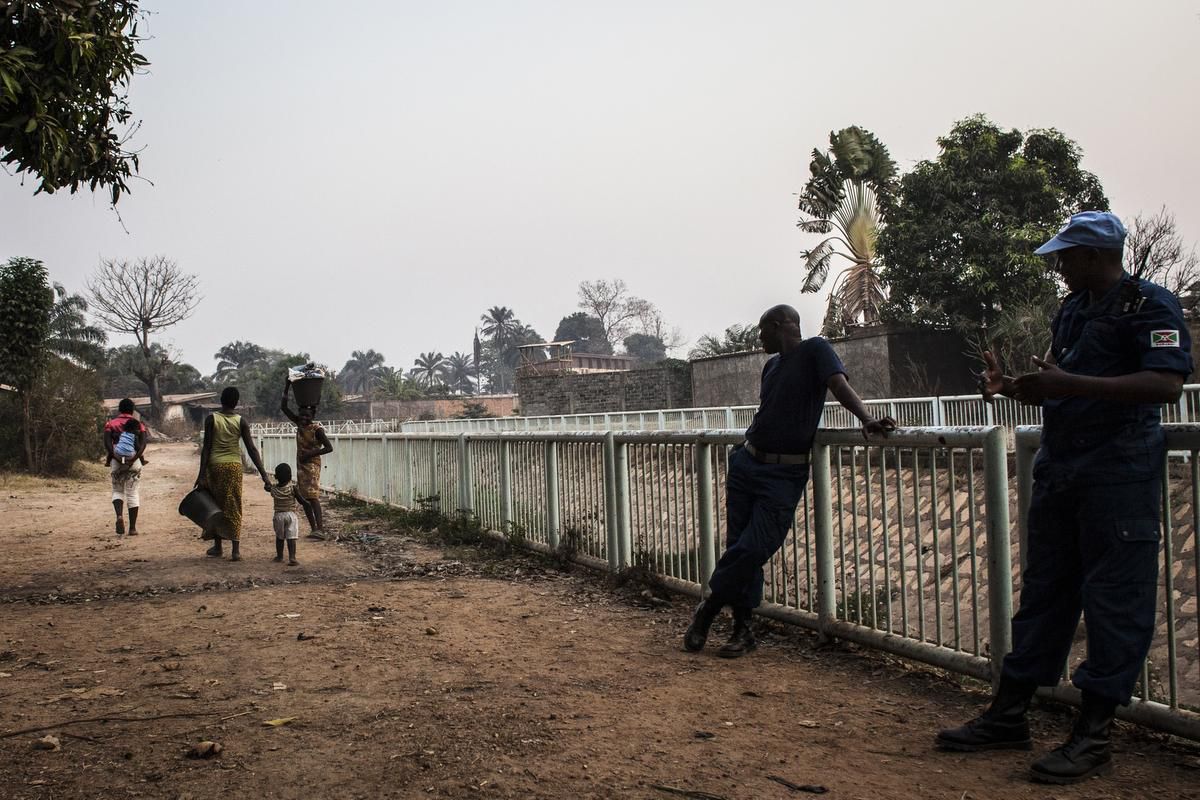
[516,364,692,416]
[690,351,769,407]
[690,328,978,407]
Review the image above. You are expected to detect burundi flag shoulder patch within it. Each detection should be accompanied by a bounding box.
[1151,330,1181,348]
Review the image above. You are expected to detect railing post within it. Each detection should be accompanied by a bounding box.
[724,408,735,429]
[400,436,414,507]
[457,434,474,515]
[381,434,392,504]
[428,439,438,506]
[696,441,716,591]
[812,440,836,642]
[984,425,1013,686]
[933,398,945,426]
[657,410,666,430]
[1014,430,1037,575]
[500,438,513,530]
[603,432,619,572]
[545,440,560,550]
[614,439,632,568]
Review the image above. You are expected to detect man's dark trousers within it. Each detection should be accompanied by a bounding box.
[707,447,808,611]
[1002,475,1161,704]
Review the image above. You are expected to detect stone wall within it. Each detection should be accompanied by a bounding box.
[690,327,978,407]
[332,394,518,421]
[516,363,692,417]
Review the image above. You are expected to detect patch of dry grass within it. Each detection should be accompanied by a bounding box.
[0,460,107,491]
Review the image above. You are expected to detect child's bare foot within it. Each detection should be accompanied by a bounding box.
[140,457,150,465]
[288,559,299,566]
[230,554,241,562]
[115,518,125,536]
[127,528,138,536]
[273,555,283,563]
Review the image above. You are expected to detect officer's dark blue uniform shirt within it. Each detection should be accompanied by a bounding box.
[1038,272,1193,485]
[745,337,845,455]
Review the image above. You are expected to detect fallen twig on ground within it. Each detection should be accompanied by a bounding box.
[650,784,729,800]
[0,711,220,739]
[768,775,828,793]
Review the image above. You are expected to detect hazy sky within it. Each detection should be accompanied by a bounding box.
[3,1,1198,377]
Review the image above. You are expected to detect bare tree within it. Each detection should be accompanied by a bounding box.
[88,256,201,422]
[1126,207,1200,317]
[577,279,643,345]
[630,298,686,355]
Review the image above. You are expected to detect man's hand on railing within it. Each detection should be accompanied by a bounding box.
[862,416,897,440]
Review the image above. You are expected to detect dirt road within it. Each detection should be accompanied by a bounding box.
[1,443,1197,799]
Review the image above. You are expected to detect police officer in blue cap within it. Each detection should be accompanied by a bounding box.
[936,211,1193,783]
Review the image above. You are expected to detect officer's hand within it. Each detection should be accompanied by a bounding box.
[862,416,897,440]
[977,351,1007,400]
[1012,356,1075,404]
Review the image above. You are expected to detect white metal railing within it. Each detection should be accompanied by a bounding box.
[389,385,1200,437]
[251,419,402,436]
[250,386,1200,441]
[258,424,1200,740]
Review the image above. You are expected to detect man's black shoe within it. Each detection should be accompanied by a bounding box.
[936,676,1035,752]
[717,608,756,658]
[1029,693,1115,784]
[683,597,722,652]
[936,714,1033,752]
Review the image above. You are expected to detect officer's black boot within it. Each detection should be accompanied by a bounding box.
[683,596,723,652]
[717,607,757,658]
[935,676,1036,752]
[1029,691,1116,784]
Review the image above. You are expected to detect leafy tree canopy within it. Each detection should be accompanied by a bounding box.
[1,0,148,203]
[688,323,760,359]
[101,344,205,398]
[623,332,666,363]
[0,256,53,392]
[878,114,1108,330]
[554,312,612,355]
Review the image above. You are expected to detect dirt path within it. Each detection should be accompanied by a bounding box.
[1,444,1198,799]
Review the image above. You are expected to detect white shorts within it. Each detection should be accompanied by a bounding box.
[110,460,142,508]
[273,511,300,540]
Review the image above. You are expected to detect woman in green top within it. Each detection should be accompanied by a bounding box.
[196,387,270,561]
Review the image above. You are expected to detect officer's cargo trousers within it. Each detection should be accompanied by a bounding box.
[1002,476,1161,705]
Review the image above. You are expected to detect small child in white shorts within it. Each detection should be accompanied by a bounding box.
[266,463,311,566]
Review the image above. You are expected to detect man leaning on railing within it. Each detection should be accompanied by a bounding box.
[683,304,896,657]
[935,211,1194,784]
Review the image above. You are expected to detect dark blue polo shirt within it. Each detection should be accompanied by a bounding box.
[744,337,845,455]
[1038,273,1193,485]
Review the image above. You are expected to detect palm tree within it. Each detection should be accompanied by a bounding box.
[480,306,521,392]
[688,323,760,359]
[797,126,897,337]
[339,349,386,395]
[46,283,107,367]
[411,351,447,389]
[441,352,476,395]
[212,340,267,382]
[375,366,421,400]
